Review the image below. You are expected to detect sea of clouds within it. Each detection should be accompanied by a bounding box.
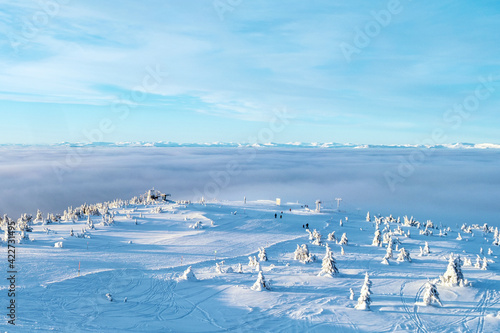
[1,147,498,226]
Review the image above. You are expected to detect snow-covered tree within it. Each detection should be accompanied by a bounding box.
[422,282,442,306]
[423,242,430,255]
[381,257,389,265]
[178,266,197,281]
[339,219,343,227]
[294,244,315,263]
[311,229,322,246]
[255,262,261,272]
[481,257,488,270]
[251,271,271,291]
[349,288,355,300]
[216,261,225,274]
[372,230,382,246]
[440,254,467,287]
[236,263,243,273]
[318,245,338,277]
[258,247,268,262]
[248,256,258,267]
[35,210,43,223]
[341,246,345,255]
[190,221,203,229]
[339,233,348,245]
[397,247,411,262]
[355,273,372,310]
[366,212,371,222]
[327,231,336,242]
[475,255,482,269]
[456,233,462,240]
[87,216,94,230]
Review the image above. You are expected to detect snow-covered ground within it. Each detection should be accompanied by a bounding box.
[3,193,500,332]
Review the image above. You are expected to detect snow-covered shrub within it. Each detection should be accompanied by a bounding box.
[106,293,113,302]
[422,282,442,306]
[54,242,63,248]
[349,288,355,300]
[318,245,338,277]
[456,233,462,240]
[327,231,336,242]
[190,221,203,229]
[236,263,243,273]
[397,248,411,262]
[216,261,225,274]
[178,266,197,281]
[251,271,271,291]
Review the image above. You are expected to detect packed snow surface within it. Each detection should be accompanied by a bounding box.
[3,195,500,332]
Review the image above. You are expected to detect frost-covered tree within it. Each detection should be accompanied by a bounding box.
[258,247,268,262]
[251,271,271,291]
[349,288,355,300]
[248,256,258,267]
[255,262,261,272]
[216,261,225,274]
[190,221,203,229]
[341,246,345,255]
[294,244,315,263]
[35,210,43,223]
[317,245,338,277]
[87,216,94,230]
[179,266,197,281]
[422,282,442,306]
[355,273,372,310]
[456,233,462,240]
[339,219,343,227]
[440,254,466,287]
[474,255,482,269]
[372,230,382,246]
[339,233,348,245]
[381,257,389,265]
[397,247,411,262]
[327,231,336,242]
[236,263,243,273]
[481,257,488,270]
[423,242,430,255]
[366,212,371,222]
[311,229,321,245]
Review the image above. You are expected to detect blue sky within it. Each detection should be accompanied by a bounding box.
[0,0,499,144]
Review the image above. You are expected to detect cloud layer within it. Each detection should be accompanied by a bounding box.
[1,147,498,226]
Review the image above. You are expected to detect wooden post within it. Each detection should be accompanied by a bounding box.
[78,261,81,277]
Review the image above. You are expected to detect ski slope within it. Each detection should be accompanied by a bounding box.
[3,196,500,332]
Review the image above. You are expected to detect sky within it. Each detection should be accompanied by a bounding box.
[0,0,499,145]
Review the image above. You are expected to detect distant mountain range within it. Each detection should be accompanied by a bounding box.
[1,142,500,149]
